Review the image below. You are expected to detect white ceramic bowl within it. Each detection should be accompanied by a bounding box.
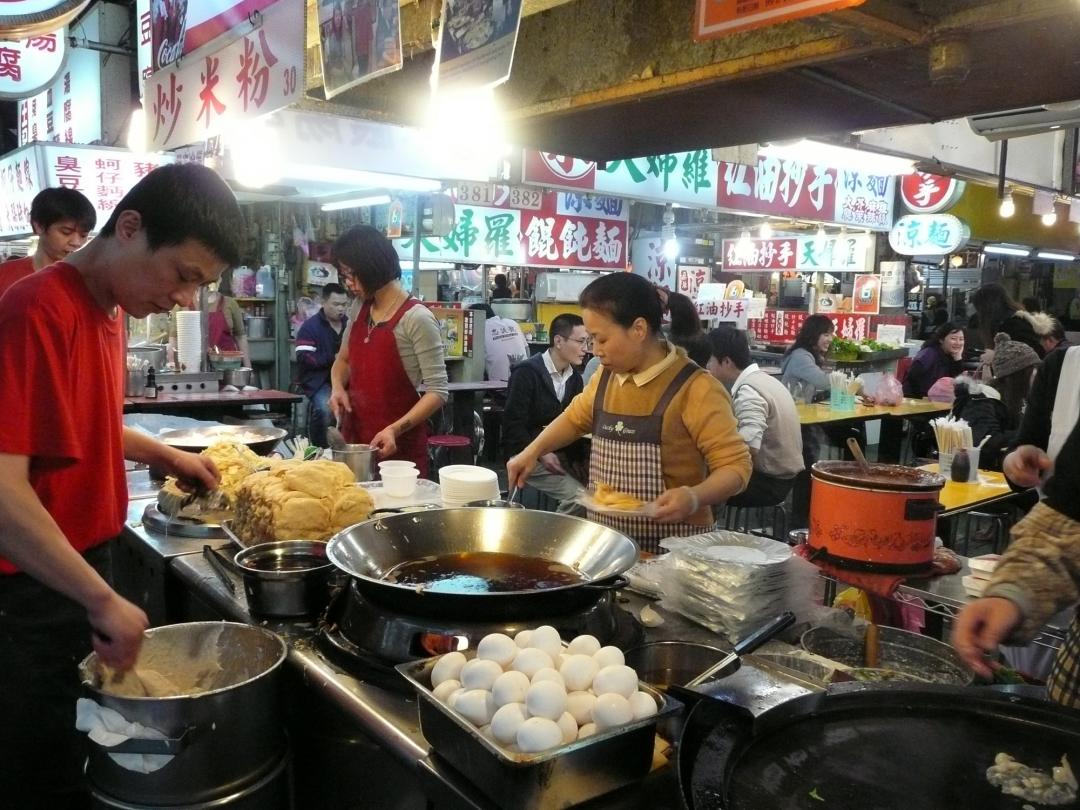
[382,467,420,498]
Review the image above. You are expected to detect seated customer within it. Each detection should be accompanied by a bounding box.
[470,303,528,383]
[904,321,964,398]
[502,314,589,511]
[706,327,803,506]
[295,283,349,447]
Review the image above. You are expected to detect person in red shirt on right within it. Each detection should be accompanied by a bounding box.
[0,186,96,300]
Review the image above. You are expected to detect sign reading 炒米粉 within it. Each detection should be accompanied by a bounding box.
[888,214,970,256]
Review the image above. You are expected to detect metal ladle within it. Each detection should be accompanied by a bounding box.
[846,437,871,475]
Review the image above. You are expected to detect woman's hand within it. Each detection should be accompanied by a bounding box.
[951,597,1022,678]
[167,448,220,492]
[651,486,698,523]
[1002,445,1053,488]
[370,425,397,458]
[507,451,540,490]
[328,387,351,426]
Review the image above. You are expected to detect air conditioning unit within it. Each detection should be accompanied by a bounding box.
[968,101,1080,141]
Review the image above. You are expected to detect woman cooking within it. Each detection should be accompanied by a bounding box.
[328,225,447,477]
[506,273,751,553]
[168,281,250,367]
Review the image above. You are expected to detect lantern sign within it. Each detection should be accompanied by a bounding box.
[900,172,966,213]
[0,29,67,100]
[888,214,970,256]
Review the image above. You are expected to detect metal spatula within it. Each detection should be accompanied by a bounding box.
[157,485,229,518]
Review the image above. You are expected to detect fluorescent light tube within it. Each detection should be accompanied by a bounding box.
[758,140,916,175]
[983,244,1031,257]
[320,195,392,212]
[1035,250,1076,261]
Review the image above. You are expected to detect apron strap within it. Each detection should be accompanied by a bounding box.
[651,363,699,418]
[592,367,613,434]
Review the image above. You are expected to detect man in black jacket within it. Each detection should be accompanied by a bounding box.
[502,314,589,511]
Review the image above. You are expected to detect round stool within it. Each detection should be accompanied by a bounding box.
[428,434,473,471]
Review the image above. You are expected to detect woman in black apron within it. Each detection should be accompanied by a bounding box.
[507,273,751,553]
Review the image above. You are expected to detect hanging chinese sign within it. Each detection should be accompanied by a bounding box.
[0,142,174,237]
[677,265,709,300]
[720,234,874,273]
[144,0,304,152]
[150,0,281,73]
[899,172,966,213]
[888,214,970,256]
[0,29,66,100]
[0,0,88,39]
[698,297,750,328]
[694,0,865,40]
[319,0,402,99]
[522,150,896,230]
[18,46,100,145]
[433,0,523,91]
[394,190,628,271]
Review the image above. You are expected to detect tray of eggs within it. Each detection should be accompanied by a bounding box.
[395,625,680,810]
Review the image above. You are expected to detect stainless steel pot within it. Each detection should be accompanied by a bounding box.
[331,444,374,482]
[126,344,166,370]
[221,367,253,388]
[624,642,728,690]
[245,316,270,339]
[79,622,287,806]
[234,541,336,618]
[326,508,639,619]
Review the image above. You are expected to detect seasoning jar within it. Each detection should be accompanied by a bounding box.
[144,367,158,399]
[950,448,970,483]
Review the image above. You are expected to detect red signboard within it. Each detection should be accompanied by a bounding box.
[716,161,841,221]
[747,310,908,344]
[520,209,625,270]
[899,172,965,213]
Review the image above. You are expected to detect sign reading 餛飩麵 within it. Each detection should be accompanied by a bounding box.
[393,188,628,272]
[144,0,303,151]
[694,0,865,40]
[0,142,174,237]
[523,150,895,231]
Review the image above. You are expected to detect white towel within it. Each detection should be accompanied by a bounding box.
[75,697,174,773]
[1048,346,1080,462]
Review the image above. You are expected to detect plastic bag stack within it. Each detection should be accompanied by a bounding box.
[657,531,820,642]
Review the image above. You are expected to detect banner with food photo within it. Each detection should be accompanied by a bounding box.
[319,0,402,99]
[852,273,881,315]
[434,0,524,91]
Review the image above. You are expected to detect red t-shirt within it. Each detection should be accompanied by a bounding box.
[0,262,127,574]
[0,255,34,301]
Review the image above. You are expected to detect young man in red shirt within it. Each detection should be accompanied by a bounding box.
[0,163,244,808]
[0,186,97,300]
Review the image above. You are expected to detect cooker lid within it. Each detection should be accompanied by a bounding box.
[811,461,945,491]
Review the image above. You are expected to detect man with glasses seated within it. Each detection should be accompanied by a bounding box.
[502,313,589,512]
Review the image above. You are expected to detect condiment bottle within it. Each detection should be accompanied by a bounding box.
[144,367,158,399]
[950,447,970,483]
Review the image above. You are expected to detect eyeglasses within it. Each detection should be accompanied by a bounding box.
[563,336,592,350]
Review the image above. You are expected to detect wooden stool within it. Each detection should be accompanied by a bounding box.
[428,434,473,472]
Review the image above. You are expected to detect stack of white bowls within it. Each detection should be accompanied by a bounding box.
[439,465,499,507]
[175,310,203,372]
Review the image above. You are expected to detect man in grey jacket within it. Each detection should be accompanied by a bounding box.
[707,327,804,506]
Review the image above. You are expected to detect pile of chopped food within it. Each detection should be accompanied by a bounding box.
[159,440,269,514]
[986,753,1077,806]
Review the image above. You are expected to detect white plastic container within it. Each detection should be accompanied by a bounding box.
[382,468,420,498]
[254,266,275,299]
[379,460,417,473]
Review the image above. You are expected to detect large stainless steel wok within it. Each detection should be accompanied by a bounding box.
[158,425,287,456]
[326,508,639,619]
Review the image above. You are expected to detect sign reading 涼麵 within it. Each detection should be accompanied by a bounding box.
[694,0,866,41]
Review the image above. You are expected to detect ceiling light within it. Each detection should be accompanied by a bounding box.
[126,106,146,154]
[1036,250,1076,261]
[998,191,1015,218]
[1033,190,1056,217]
[759,220,773,239]
[285,164,442,192]
[983,243,1032,257]
[227,118,282,188]
[662,238,680,260]
[320,194,392,212]
[757,140,917,175]
[1042,211,1059,226]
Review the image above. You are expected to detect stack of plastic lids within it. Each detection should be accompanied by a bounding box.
[657,531,817,642]
[439,465,500,507]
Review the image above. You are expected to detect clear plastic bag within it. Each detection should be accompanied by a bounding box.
[873,373,904,406]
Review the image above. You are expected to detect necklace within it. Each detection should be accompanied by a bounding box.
[364,290,407,343]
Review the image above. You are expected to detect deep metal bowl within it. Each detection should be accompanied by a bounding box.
[801,625,974,686]
[234,541,335,618]
[624,641,730,690]
[158,425,287,456]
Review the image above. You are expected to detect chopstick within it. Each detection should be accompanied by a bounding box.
[929,416,973,455]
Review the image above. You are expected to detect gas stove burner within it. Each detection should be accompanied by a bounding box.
[316,583,643,691]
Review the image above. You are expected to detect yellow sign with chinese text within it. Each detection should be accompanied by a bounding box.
[694,0,866,40]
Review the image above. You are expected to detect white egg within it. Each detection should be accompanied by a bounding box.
[531,667,565,688]
[431,651,467,687]
[592,693,633,731]
[516,717,563,753]
[556,653,569,670]
[592,664,638,699]
[593,645,625,669]
[556,712,578,744]
[491,670,530,707]
[514,629,533,648]
[567,634,602,656]
[490,702,528,745]
[476,633,518,668]
[525,680,567,721]
[629,691,658,720]
[511,647,555,679]
[559,654,599,692]
[454,689,496,727]
[530,625,564,661]
[446,687,465,709]
[432,678,461,703]
[565,691,597,726]
[479,724,496,742]
[577,722,597,739]
[460,658,504,692]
